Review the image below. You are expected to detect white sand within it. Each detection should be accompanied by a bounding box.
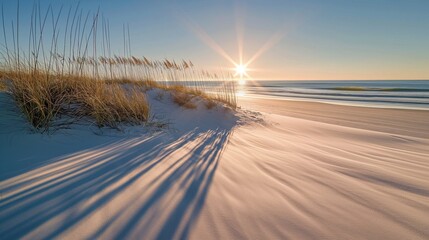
[1,92,428,239]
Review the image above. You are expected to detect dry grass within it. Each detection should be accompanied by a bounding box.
[0,3,236,131]
[103,78,160,89]
[106,79,236,110]
[169,85,222,109]
[205,100,217,109]
[0,80,6,91]
[0,70,7,91]
[172,92,197,109]
[10,75,67,129]
[82,84,149,128]
[4,69,149,131]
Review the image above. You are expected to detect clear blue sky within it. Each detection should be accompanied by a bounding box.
[1,0,429,80]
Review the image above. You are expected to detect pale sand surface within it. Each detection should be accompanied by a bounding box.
[1,93,428,239]
[192,98,429,239]
[239,97,429,139]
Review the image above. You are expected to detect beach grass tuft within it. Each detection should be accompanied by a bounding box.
[0,80,6,91]
[0,2,236,131]
[172,91,197,109]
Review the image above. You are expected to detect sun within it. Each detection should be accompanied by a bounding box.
[235,64,247,77]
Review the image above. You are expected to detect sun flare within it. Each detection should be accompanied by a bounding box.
[235,64,247,77]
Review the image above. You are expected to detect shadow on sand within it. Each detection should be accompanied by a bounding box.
[0,124,234,239]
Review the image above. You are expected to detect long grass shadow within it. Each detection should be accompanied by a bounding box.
[0,125,233,239]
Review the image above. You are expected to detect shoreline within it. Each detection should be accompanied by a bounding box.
[238,93,429,111]
[238,96,429,139]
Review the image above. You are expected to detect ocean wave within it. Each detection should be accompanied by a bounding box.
[240,81,429,109]
[245,87,429,99]
[325,86,429,92]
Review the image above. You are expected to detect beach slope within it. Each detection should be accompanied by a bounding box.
[1,94,428,239]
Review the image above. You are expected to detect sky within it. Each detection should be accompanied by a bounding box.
[1,0,429,80]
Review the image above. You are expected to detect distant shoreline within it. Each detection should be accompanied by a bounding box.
[238,96,429,139]
[239,94,429,111]
[236,80,429,110]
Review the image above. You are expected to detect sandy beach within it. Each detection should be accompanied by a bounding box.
[1,0,428,238]
[239,97,429,139]
[1,92,428,239]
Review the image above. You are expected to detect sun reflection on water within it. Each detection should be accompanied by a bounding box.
[236,90,245,97]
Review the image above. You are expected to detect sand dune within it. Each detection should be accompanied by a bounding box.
[1,93,428,239]
[197,114,429,239]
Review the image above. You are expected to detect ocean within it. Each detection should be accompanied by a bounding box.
[238,80,429,110]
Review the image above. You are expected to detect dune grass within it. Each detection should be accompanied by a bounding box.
[0,80,6,91]
[2,69,150,131]
[172,91,197,109]
[82,84,149,128]
[0,2,236,132]
[0,70,7,91]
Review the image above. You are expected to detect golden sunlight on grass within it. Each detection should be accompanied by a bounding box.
[0,80,6,91]
[0,3,237,132]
